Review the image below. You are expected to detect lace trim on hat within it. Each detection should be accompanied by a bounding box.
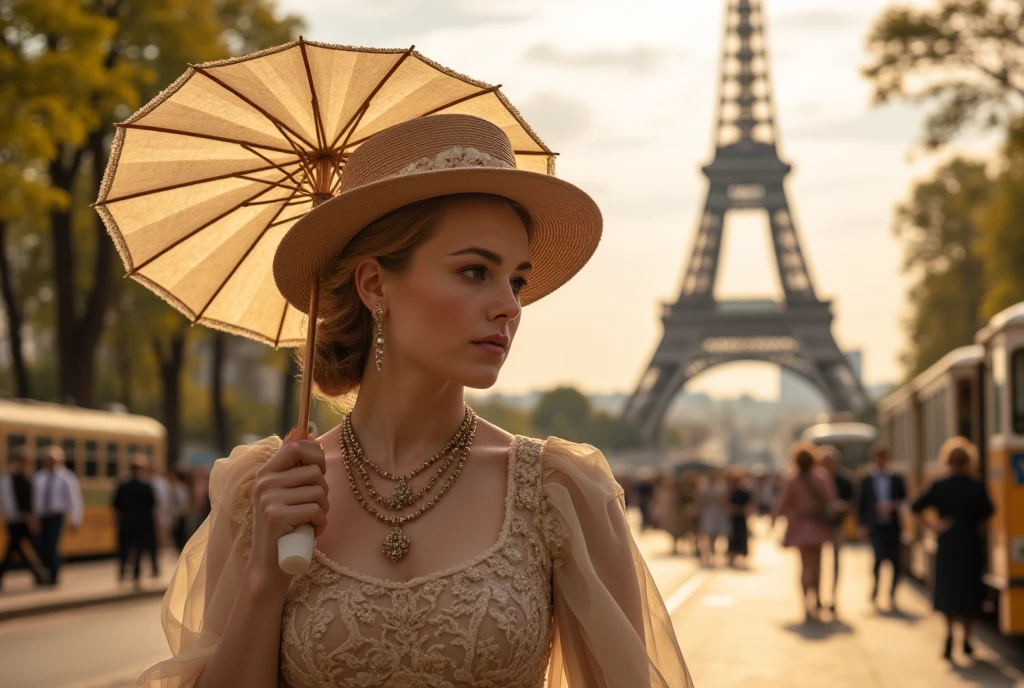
[396,145,512,177]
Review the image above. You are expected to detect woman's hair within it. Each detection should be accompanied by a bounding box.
[299,193,533,401]
[790,441,818,474]
[939,436,978,473]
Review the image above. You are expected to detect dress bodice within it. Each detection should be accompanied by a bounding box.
[279,436,556,688]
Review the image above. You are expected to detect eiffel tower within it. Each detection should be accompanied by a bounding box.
[622,0,868,446]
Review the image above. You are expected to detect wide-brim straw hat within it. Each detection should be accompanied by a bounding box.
[273,114,602,310]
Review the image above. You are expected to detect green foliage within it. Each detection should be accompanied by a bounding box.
[528,386,642,451]
[978,120,1024,318]
[893,158,990,379]
[863,0,1024,148]
[472,397,534,437]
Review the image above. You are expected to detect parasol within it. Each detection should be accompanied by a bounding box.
[96,38,556,573]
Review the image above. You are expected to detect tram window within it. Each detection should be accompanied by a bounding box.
[127,443,138,463]
[1013,349,1024,434]
[143,445,155,471]
[37,436,54,471]
[6,434,27,469]
[85,440,99,477]
[106,442,120,477]
[62,438,77,474]
[993,345,1006,434]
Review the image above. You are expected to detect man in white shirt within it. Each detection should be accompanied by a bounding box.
[33,446,84,586]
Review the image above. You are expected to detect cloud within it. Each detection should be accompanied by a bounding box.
[772,10,865,32]
[523,43,674,74]
[518,92,595,145]
[288,0,532,44]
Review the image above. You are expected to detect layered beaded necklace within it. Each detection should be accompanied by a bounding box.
[339,404,477,562]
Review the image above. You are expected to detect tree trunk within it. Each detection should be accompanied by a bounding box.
[49,136,115,407]
[0,221,31,398]
[211,332,230,455]
[154,329,186,467]
[280,353,298,437]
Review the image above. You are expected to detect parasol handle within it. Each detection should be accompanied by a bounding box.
[277,281,320,575]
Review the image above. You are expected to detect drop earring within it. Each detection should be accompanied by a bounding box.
[373,304,385,371]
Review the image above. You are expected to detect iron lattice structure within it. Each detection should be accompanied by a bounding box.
[622,0,868,445]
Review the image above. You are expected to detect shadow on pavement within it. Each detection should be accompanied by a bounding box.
[872,606,924,624]
[951,658,1020,687]
[780,617,856,641]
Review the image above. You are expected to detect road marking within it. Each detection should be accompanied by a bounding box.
[665,570,709,615]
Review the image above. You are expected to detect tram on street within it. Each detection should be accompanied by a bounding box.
[0,399,166,559]
[879,301,1024,635]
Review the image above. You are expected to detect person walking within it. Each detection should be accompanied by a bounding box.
[772,443,836,621]
[32,446,83,586]
[910,437,995,661]
[726,467,753,566]
[113,457,159,584]
[858,444,907,610]
[819,445,854,615]
[0,447,47,588]
[698,471,731,567]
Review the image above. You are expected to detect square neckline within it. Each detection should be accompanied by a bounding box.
[310,434,521,589]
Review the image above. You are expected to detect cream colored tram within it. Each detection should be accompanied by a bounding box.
[878,345,985,589]
[976,303,1024,634]
[0,399,166,558]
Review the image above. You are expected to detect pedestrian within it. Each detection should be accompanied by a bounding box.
[819,445,854,615]
[167,467,193,552]
[726,466,752,566]
[771,442,836,621]
[858,443,907,610]
[910,437,994,661]
[133,456,162,578]
[0,447,48,588]
[32,446,83,586]
[698,471,731,567]
[112,456,159,584]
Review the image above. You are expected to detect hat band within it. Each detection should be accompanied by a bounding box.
[394,146,513,179]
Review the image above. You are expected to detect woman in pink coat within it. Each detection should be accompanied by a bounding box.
[771,443,836,621]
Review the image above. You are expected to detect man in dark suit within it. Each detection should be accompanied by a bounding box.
[858,444,906,608]
[112,457,158,584]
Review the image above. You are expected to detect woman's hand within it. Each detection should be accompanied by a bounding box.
[245,429,329,594]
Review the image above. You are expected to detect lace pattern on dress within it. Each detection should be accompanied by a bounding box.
[277,435,556,688]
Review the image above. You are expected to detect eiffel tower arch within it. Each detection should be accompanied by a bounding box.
[622,0,868,446]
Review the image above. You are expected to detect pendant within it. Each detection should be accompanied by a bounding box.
[382,525,410,562]
[393,477,414,508]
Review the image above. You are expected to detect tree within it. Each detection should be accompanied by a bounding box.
[210,332,230,455]
[472,397,534,437]
[530,387,591,442]
[978,121,1024,317]
[893,158,991,378]
[864,0,1024,148]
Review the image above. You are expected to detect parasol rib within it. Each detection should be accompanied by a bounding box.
[119,123,297,155]
[243,143,307,191]
[236,175,305,194]
[193,66,318,151]
[273,122,317,183]
[128,183,282,275]
[298,39,328,153]
[273,299,290,348]
[194,187,302,322]
[99,161,303,205]
[266,212,307,229]
[331,46,416,151]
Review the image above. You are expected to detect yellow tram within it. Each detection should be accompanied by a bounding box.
[878,302,1024,634]
[977,303,1024,634]
[0,399,166,558]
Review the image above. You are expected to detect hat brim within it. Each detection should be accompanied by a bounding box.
[273,167,602,312]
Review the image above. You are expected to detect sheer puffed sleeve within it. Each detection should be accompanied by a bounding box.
[137,436,282,688]
[540,437,694,688]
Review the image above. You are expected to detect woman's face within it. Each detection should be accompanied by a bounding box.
[382,196,531,389]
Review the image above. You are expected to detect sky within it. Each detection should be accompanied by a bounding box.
[278,0,993,399]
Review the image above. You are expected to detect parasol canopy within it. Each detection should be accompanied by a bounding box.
[96,38,555,348]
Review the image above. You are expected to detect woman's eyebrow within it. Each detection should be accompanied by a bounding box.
[449,247,531,271]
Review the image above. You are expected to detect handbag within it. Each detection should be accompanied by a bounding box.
[801,474,842,527]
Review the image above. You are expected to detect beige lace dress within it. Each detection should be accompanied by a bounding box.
[137,435,693,688]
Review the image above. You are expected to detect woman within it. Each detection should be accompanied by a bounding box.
[697,472,730,567]
[910,437,994,661]
[726,468,752,566]
[138,115,692,688]
[771,443,836,621]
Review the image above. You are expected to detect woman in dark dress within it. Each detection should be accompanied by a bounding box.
[910,437,995,661]
[727,467,753,565]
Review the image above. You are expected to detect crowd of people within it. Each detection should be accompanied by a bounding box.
[620,436,995,662]
[0,445,213,590]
